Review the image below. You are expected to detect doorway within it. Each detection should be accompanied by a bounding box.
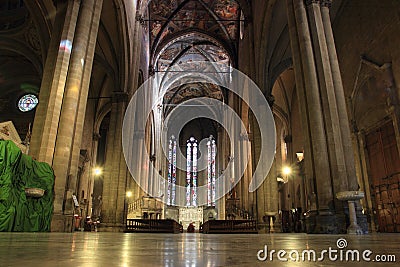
[366,121,400,232]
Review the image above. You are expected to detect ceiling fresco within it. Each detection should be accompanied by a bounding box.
[147,0,239,116]
[163,82,223,115]
[156,38,230,72]
[149,0,240,54]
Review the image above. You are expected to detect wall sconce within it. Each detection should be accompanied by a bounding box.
[277,176,285,183]
[296,151,304,162]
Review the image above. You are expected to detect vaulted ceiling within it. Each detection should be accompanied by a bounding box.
[0,0,351,139]
[144,0,242,117]
[148,0,241,65]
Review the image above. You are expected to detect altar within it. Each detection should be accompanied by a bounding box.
[179,207,203,230]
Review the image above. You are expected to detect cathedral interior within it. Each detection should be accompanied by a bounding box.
[0,0,400,265]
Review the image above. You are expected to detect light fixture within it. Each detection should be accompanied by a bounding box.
[282,166,292,175]
[277,177,285,183]
[93,167,102,176]
[126,191,133,198]
[296,151,304,162]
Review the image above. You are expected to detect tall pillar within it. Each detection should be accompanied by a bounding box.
[265,159,279,232]
[319,0,367,233]
[320,1,358,191]
[293,0,333,209]
[306,0,350,195]
[306,1,350,231]
[291,0,344,233]
[288,0,367,233]
[216,128,226,220]
[69,0,104,188]
[246,139,255,217]
[30,0,103,231]
[239,132,249,212]
[286,0,315,212]
[88,132,101,217]
[354,130,376,232]
[101,92,128,231]
[30,1,80,163]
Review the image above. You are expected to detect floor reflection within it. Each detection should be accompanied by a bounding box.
[0,233,398,266]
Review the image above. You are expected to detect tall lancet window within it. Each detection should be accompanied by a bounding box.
[186,137,198,206]
[167,136,177,205]
[207,136,217,206]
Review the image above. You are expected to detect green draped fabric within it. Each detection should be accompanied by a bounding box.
[0,140,54,232]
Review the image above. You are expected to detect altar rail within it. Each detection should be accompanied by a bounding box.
[200,220,258,234]
[125,219,183,233]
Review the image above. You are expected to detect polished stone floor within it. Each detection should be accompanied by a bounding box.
[0,232,399,266]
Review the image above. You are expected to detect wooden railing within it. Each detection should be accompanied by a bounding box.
[200,219,257,234]
[125,219,183,233]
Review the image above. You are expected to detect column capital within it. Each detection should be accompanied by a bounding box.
[305,0,320,6]
[320,0,332,8]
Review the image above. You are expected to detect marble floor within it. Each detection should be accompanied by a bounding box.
[0,232,399,266]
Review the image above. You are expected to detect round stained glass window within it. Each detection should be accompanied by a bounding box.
[18,94,38,112]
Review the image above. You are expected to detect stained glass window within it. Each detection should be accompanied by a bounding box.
[18,94,38,112]
[207,136,217,206]
[186,140,192,206]
[186,137,198,206]
[192,140,198,206]
[167,136,177,206]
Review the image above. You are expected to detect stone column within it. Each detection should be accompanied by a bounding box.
[306,0,349,197]
[286,0,314,210]
[30,0,80,163]
[319,0,368,233]
[246,136,255,218]
[320,0,358,191]
[293,0,333,211]
[217,128,226,220]
[101,92,128,231]
[355,130,376,232]
[265,160,279,232]
[88,132,101,217]
[69,0,104,188]
[228,92,240,202]
[291,0,346,233]
[239,132,250,212]
[134,130,146,199]
[305,1,349,233]
[49,0,103,232]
